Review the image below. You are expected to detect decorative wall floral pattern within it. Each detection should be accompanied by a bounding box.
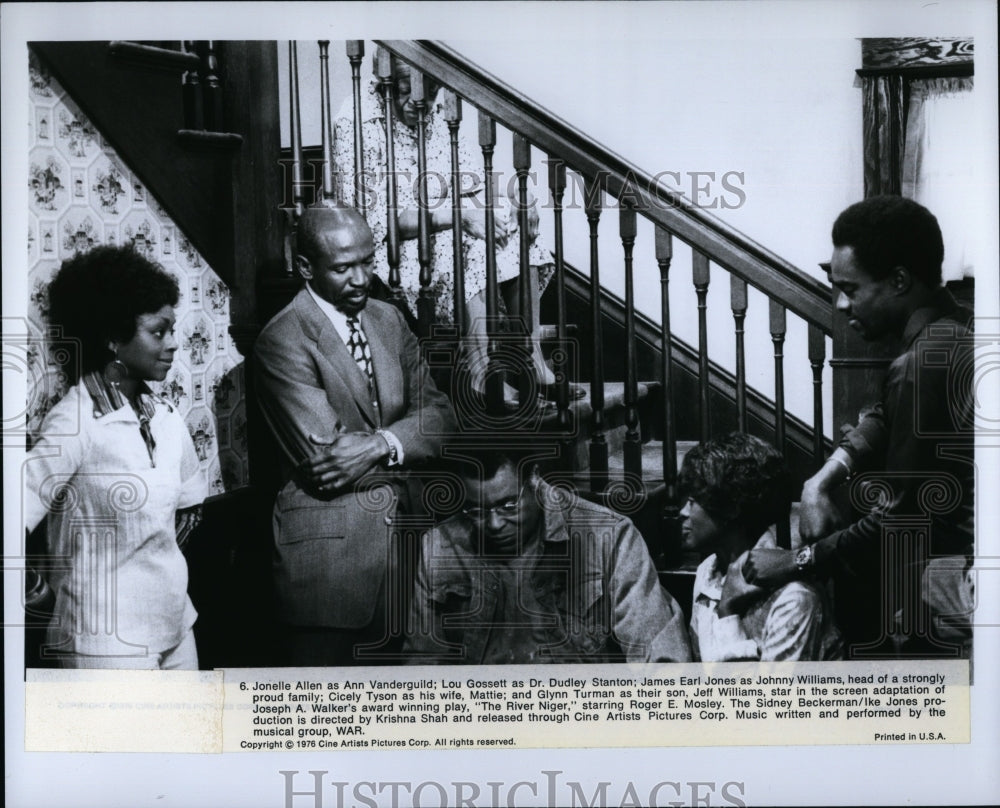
[26,51,249,492]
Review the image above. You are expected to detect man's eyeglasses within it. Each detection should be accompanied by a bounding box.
[462,481,530,521]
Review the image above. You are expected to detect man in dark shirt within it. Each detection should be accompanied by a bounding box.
[744,196,974,657]
[404,447,691,664]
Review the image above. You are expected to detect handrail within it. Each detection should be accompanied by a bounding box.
[108,41,203,71]
[378,39,833,333]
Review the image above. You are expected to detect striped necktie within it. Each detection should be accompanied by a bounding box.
[346,316,374,392]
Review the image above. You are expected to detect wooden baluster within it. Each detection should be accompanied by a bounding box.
[769,298,790,547]
[181,41,203,131]
[412,70,434,337]
[345,40,365,213]
[376,47,402,303]
[693,250,711,442]
[730,276,748,432]
[770,299,787,452]
[808,324,826,467]
[444,92,464,331]
[202,41,222,132]
[288,42,304,218]
[318,41,336,201]
[282,41,304,277]
[513,134,534,411]
[585,177,608,492]
[655,227,677,525]
[478,112,503,414]
[620,198,641,478]
[548,158,571,444]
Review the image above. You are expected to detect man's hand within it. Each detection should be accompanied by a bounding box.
[743,547,798,588]
[798,482,844,542]
[796,450,851,541]
[508,190,541,240]
[298,432,388,493]
[461,206,509,248]
[718,551,767,617]
[525,196,540,240]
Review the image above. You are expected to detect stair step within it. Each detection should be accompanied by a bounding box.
[538,323,578,340]
[541,381,659,461]
[607,439,698,481]
[532,380,654,428]
[559,380,656,420]
[177,129,244,151]
[561,437,693,520]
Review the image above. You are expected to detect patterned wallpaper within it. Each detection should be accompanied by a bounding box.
[26,51,249,494]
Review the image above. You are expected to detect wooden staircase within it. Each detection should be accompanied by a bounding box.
[32,39,832,532]
[352,40,837,592]
[30,40,286,354]
[29,38,837,664]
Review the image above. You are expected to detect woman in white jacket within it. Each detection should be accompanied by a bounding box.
[25,245,207,669]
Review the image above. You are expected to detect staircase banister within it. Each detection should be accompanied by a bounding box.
[378,39,833,333]
[560,261,832,461]
[108,40,204,71]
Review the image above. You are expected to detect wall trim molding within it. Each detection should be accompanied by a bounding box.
[860,37,974,71]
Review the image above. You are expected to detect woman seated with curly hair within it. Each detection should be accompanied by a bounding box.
[24,245,207,669]
[680,433,842,662]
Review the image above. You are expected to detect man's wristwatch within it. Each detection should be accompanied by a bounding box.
[794,543,815,575]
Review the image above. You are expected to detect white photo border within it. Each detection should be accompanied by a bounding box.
[4,2,998,806]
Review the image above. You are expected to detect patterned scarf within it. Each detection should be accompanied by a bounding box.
[82,371,159,467]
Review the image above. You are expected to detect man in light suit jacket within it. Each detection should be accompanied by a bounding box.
[254,204,456,666]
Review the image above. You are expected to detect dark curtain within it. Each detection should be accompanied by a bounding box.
[861,75,907,197]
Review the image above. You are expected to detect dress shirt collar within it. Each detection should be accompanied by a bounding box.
[81,371,161,422]
[900,288,965,348]
[305,281,358,344]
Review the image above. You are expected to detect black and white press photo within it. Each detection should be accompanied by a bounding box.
[4,2,998,806]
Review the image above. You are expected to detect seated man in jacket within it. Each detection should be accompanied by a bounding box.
[404,446,691,664]
[681,433,842,661]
